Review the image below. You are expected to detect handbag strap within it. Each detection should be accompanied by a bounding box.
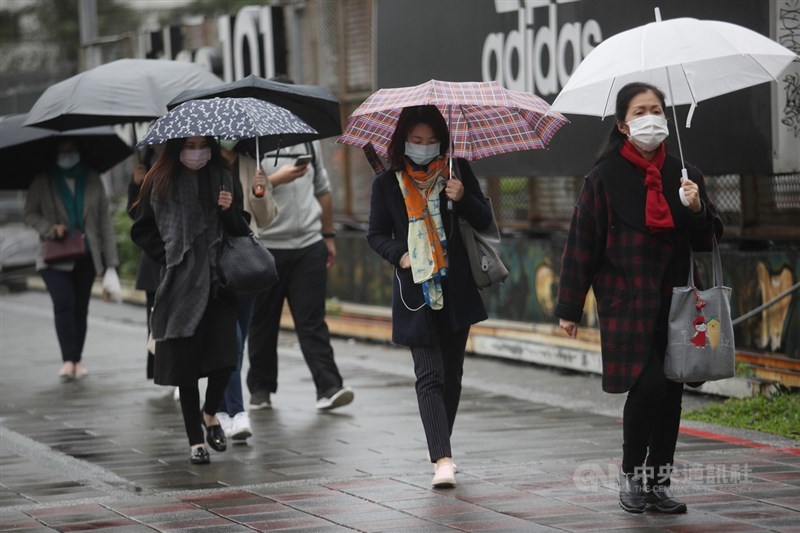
[687,235,723,288]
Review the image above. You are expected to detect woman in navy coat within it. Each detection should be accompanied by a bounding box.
[555,83,722,514]
[367,105,492,488]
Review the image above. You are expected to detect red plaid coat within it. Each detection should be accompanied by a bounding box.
[555,151,723,393]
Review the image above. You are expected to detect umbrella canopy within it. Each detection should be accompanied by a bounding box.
[337,80,568,161]
[24,59,223,131]
[549,16,798,121]
[137,97,317,148]
[167,74,342,140]
[0,113,133,189]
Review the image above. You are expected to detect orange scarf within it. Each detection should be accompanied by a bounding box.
[398,158,449,308]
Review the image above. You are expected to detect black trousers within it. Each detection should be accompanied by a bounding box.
[247,240,343,399]
[40,255,96,364]
[410,309,470,463]
[622,336,684,485]
[179,369,231,446]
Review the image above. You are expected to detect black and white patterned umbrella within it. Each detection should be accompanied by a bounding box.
[137,97,317,147]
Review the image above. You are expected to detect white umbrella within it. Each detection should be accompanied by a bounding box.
[550,8,798,187]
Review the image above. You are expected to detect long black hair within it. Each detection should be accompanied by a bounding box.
[133,136,228,208]
[594,82,667,164]
[387,105,450,170]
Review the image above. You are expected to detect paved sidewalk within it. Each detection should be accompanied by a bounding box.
[1,290,798,532]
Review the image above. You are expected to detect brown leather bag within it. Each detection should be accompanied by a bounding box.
[43,230,86,264]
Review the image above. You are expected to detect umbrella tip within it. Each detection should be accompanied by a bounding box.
[654,7,662,22]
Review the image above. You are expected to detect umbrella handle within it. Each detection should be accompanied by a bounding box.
[447,154,454,211]
[678,168,691,207]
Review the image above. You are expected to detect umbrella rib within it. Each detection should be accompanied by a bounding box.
[679,64,698,107]
[601,79,616,118]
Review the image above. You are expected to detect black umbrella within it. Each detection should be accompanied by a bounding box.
[166,74,341,153]
[0,113,133,189]
[23,59,223,131]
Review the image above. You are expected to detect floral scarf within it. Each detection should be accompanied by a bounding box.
[396,158,449,310]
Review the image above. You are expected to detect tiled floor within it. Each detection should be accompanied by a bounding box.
[1,291,798,532]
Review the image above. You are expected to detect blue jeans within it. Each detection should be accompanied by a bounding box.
[218,295,255,415]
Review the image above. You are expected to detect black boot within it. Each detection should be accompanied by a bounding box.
[646,484,687,513]
[619,469,646,513]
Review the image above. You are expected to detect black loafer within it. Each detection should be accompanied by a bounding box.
[189,446,210,464]
[201,414,227,452]
[646,485,687,513]
[619,469,646,513]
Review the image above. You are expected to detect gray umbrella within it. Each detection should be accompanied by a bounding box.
[137,97,317,159]
[23,59,223,131]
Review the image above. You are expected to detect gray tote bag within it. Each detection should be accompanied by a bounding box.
[458,198,509,289]
[664,238,735,382]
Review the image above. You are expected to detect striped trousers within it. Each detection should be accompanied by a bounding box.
[410,310,470,463]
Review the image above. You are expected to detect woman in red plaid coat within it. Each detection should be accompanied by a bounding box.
[555,83,723,515]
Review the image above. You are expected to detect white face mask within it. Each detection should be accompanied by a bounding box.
[405,142,440,166]
[626,114,669,152]
[57,152,80,169]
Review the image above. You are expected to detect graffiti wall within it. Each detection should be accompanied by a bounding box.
[329,235,800,359]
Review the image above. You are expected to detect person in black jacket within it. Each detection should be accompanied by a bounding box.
[131,136,251,465]
[366,105,492,488]
[127,147,163,381]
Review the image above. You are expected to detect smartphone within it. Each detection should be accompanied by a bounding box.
[294,154,313,167]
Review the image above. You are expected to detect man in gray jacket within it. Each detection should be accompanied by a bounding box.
[247,140,354,410]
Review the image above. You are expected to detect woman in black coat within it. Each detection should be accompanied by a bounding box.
[131,136,251,465]
[367,105,492,488]
[555,83,722,514]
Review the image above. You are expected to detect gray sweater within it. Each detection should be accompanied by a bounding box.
[256,141,331,249]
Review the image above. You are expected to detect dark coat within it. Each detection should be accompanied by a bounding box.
[130,168,251,386]
[127,181,161,292]
[554,150,723,393]
[367,158,492,347]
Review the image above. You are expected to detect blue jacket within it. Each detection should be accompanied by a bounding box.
[367,158,491,347]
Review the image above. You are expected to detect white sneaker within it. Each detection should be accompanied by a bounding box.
[432,461,456,488]
[427,452,458,472]
[173,387,180,402]
[229,411,253,441]
[315,386,354,410]
[215,412,232,436]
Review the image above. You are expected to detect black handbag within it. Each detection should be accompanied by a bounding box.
[217,232,279,295]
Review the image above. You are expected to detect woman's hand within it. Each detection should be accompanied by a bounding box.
[270,163,308,187]
[217,189,232,210]
[680,177,702,213]
[559,318,578,338]
[52,224,67,239]
[252,168,267,196]
[132,164,147,185]
[399,252,411,269]
[445,178,465,202]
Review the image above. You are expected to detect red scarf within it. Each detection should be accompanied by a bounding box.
[619,140,674,233]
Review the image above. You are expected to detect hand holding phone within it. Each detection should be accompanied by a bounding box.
[294,154,312,167]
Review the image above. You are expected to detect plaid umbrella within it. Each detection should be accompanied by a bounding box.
[137,97,317,148]
[338,80,567,162]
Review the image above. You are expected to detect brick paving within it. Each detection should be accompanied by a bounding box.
[0,290,798,532]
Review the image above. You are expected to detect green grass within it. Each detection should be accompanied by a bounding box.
[683,390,800,440]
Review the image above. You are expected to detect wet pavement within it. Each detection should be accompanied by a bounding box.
[1,289,798,532]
